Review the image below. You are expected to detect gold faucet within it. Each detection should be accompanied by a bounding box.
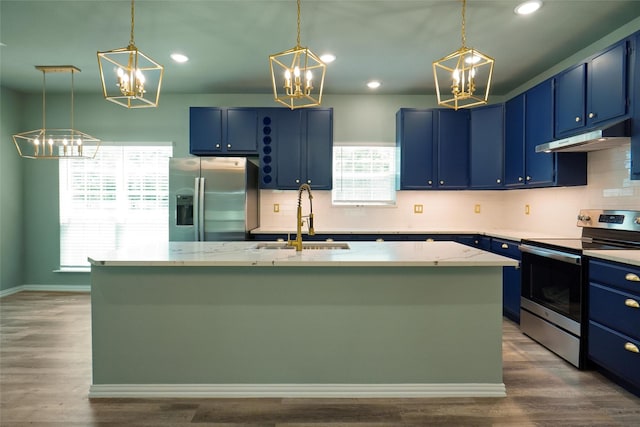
[288,183,315,251]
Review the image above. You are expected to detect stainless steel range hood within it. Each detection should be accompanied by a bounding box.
[535,120,631,153]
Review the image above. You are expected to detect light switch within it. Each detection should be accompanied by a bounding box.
[414,204,423,214]
[273,203,280,213]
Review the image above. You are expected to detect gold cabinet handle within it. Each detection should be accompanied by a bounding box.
[501,243,508,249]
[625,273,640,282]
[624,342,639,353]
[625,299,640,309]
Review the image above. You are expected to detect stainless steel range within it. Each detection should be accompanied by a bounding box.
[519,209,640,368]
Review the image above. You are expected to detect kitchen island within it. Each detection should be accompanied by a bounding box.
[88,241,518,398]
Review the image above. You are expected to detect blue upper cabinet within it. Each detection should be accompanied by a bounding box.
[632,32,640,181]
[470,104,504,189]
[269,108,333,190]
[436,109,470,189]
[525,79,556,186]
[189,107,259,155]
[505,94,526,187]
[396,109,435,189]
[555,40,629,137]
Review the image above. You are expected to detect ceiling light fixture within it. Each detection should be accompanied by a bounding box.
[515,0,542,15]
[432,0,494,110]
[97,0,164,108]
[269,0,326,110]
[367,81,381,89]
[170,53,189,63]
[12,66,100,159]
[320,54,336,64]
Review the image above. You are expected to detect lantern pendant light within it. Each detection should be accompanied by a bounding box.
[433,0,494,110]
[97,0,164,108]
[269,0,326,110]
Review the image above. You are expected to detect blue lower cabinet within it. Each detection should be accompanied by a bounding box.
[490,238,521,323]
[589,321,640,394]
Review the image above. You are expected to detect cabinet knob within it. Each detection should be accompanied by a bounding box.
[307,179,311,184]
[496,179,501,184]
[215,144,221,148]
[624,299,640,309]
[575,116,581,122]
[428,180,433,185]
[295,179,300,184]
[501,243,509,249]
[439,180,444,185]
[518,177,523,182]
[227,144,231,148]
[526,176,531,181]
[625,273,640,282]
[588,112,595,119]
[624,342,639,353]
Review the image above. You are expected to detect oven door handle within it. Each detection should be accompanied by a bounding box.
[519,244,582,265]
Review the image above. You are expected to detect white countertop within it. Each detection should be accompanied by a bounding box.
[251,227,577,242]
[89,241,519,268]
[583,250,640,267]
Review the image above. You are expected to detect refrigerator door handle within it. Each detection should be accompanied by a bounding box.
[198,177,205,241]
[193,177,200,241]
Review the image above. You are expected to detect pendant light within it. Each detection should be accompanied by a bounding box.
[97,0,164,108]
[433,0,494,110]
[12,66,100,159]
[269,0,326,110]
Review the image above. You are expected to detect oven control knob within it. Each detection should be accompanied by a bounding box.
[577,215,591,222]
[635,216,640,225]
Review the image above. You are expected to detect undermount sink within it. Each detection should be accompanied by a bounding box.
[255,242,350,250]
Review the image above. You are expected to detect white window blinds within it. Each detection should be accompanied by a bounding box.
[332,145,396,205]
[59,145,172,268]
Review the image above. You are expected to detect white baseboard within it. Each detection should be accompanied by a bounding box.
[89,383,507,399]
[0,284,90,298]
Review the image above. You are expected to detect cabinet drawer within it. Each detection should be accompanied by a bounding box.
[589,259,640,293]
[490,238,521,260]
[588,321,640,388]
[590,283,640,341]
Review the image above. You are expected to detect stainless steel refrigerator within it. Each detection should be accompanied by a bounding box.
[169,157,259,241]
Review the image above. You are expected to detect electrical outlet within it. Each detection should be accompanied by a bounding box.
[273,203,280,213]
[414,204,423,214]
[474,204,481,214]
[525,204,530,215]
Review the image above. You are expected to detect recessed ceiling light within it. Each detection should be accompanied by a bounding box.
[320,54,336,64]
[514,0,542,15]
[367,81,381,89]
[170,53,189,63]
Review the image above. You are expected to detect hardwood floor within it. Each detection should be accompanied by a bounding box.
[1,291,638,426]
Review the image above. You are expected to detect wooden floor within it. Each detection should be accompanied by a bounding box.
[1,291,638,426]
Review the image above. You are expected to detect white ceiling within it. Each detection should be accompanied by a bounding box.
[1,0,640,96]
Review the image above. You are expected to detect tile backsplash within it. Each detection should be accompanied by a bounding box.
[259,144,640,237]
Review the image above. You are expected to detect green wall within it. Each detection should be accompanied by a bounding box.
[1,87,25,292]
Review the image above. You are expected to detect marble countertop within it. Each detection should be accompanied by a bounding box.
[251,227,577,242]
[583,250,640,267]
[88,241,519,268]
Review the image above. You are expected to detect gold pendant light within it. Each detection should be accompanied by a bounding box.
[97,0,164,108]
[269,0,326,110]
[12,66,100,159]
[433,0,494,110]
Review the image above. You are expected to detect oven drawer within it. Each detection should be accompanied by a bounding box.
[588,321,640,389]
[589,259,640,294]
[589,283,640,341]
[490,238,521,259]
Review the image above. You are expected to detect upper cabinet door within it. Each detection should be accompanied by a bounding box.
[588,41,628,127]
[189,107,224,155]
[525,79,555,186]
[505,94,526,187]
[396,109,435,189]
[225,108,259,152]
[305,109,333,189]
[436,109,469,189]
[470,104,504,189]
[554,64,586,136]
[275,109,304,188]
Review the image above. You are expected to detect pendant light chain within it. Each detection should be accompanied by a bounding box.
[41,70,46,131]
[461,0,467,48]
[129,0,135,47]
[71,69,75,131]
[296,0,301,48]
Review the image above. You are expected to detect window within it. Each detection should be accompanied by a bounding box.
[59,144,172,268]
[332,143,396,205]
